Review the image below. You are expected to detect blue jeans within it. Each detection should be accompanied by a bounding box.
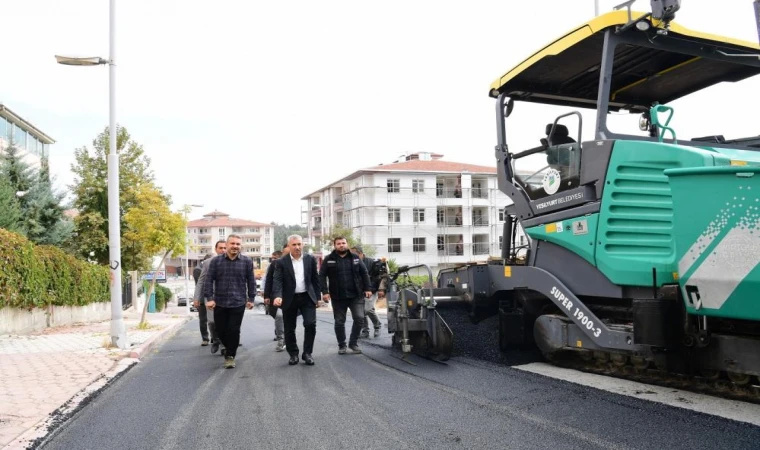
[332,297,365,347]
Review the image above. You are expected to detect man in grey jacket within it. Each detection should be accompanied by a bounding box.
[193,240,226,354]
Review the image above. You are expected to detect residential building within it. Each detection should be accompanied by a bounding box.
[302,152,526,274]
[166,210,274,275]
[0,103,55,168]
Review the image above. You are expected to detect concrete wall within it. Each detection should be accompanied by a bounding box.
[0,302,112,335]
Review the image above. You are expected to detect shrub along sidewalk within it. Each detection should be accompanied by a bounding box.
[0,229,109,310]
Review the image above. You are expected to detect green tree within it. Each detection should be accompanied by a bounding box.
[0,138,35,215]
[322,224,375,256]
[0,176,22,232]
[20,157,73,246]
[271,222,308,250]
[123,183,187,326]
[0,141,71,245]
[69,126,164,270]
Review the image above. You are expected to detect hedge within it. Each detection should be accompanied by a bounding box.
[0,229,110,309]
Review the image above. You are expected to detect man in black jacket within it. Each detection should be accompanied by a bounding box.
[320,237,372,354]
[272,235,323,366]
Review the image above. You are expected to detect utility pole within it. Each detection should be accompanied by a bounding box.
[595,0,600,16]
[754,0,760,44]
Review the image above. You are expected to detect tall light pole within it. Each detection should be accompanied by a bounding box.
[55,0,127,349]
[594,0,600,16]
[184,204,203,314]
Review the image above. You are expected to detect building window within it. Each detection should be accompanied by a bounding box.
[413,208,425,223]
[437,236,445,251]
[388,208,400,223]
[412,179,425,193]
[388,238,401,253]
[387,179,400,193]
[13,125,26,149]
[218,228,226,236]
[437,209,444,224]
[413,237,426,252]
[499,236,503,250]
[499,210,505,222]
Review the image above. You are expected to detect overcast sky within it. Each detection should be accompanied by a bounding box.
[3,0,758,224]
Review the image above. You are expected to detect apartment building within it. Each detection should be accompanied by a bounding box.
[302,152,526,274]
[168,210,274,272]
[0,103,55,168]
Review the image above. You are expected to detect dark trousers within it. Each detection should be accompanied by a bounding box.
[214,305,246,358]
[332,297,365,347]
[198,302,219,343]
[283,293,317,357]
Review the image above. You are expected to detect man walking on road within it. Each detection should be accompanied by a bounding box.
[263,249,286,351]
[321,237,372,354]
[272,235,322,366]
[351,246,385,339]
[204,235,256,369]
[193,240,227,353]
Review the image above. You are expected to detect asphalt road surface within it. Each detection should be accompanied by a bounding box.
[40,310,760,450]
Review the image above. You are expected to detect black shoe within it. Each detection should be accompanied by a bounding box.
[302,353,315,365]
[289,354,299,365]
[211,342,220,354]
[273,337,278,341]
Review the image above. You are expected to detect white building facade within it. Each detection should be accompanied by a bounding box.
[167,210,275,273]
[303,152,525,274]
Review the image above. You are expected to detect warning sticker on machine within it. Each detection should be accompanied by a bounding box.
[550,286,602,338]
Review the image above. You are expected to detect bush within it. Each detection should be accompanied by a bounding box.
[0,229,109,309]
[154,285,172,311]
[141,282,172,312]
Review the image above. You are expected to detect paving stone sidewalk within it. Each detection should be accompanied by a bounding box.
[0,305,191,450]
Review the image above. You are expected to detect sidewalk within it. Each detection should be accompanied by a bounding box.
[0,304,192,450]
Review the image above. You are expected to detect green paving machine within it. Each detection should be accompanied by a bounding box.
[388,1,760,398]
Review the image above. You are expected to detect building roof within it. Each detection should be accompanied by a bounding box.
[302,156,496,199]
[188,210,271,228]
[0,103,56,144]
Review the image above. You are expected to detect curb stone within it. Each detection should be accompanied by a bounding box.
[127,316,191,359]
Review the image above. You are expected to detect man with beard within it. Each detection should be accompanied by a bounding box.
[193,240,227,354]
[204,235,256,369]
[320,237,372,354]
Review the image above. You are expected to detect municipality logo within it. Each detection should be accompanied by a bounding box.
[542,168,561,195]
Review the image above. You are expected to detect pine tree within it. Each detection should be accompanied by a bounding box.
[0,138,35,215]
[0,176,22,232]
[0,139,72,245]
[21,156,73,246]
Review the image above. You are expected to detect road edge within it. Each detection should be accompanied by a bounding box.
[4,317,190,450]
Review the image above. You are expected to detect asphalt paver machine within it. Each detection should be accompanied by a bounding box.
[386,1,760,399]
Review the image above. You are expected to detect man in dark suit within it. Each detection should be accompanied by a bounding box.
[272,235,323,366]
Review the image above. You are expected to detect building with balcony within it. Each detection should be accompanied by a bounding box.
[302,152,526,274]
[0,103,55,168]
[167,210,275,274]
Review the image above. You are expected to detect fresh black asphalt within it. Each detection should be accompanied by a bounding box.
[40,310,760,450]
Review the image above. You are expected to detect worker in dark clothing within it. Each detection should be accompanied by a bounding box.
[351,246,384,338]
[319,236,372,354]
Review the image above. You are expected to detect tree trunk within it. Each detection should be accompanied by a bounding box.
[139,250,171,326]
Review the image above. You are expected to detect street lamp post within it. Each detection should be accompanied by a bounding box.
[184,204,203,315]
[55,0,127,349]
